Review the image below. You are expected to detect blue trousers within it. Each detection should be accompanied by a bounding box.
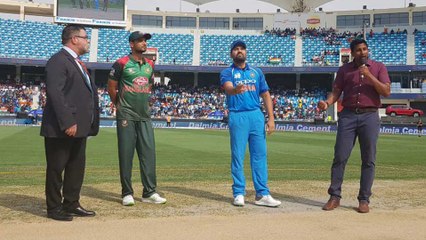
[228,109,270,197]
[328,109,380,202]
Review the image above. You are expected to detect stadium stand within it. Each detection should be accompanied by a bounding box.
[200,34,295,66]
[302,28,352,66]
[0,84,43,114]
[302,28,407,66]
[390,82,402,93]
[0,83,327,121]
[367,32,407,65]
[0,18,91,61]
[97,28,194,64]
[270,88,327,121]
[0,18,414,67]
[415,31,426,65]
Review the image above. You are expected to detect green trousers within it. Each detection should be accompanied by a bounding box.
[117,119,157,198]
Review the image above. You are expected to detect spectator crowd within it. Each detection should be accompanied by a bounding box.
[0,83,45,115]
[1,83,327,121]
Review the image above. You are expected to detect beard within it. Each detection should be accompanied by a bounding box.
[233,54,246,64]
[134,48,146,55]
[78,44,90,55]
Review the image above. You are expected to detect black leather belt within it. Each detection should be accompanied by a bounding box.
[347,107,378,114]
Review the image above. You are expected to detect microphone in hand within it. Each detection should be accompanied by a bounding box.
[360,57,367,80]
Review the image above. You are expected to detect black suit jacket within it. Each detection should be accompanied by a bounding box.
[41,48,100,138]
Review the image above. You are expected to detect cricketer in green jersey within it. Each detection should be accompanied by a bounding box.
[107,31,167,206]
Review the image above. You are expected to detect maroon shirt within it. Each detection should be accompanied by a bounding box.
[333,59,390,109]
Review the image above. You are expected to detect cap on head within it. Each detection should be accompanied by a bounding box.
[230,39,246,52]
[129,31,152,42]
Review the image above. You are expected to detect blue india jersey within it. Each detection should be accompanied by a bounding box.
[220,63,269,112]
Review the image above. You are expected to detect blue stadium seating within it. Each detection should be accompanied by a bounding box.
[97,28,194,64]
[302,33,407,66]
[0,18,421,68]
[367,33,407,65]
[302,36,348,66]
[415,31,426,65]
[200,34,295,66]
[0,18,91,61]
[391,82,402,93]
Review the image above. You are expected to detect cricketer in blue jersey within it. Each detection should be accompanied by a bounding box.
[220,39,281,207]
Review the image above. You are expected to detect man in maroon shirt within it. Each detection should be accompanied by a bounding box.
[318,39,391,213]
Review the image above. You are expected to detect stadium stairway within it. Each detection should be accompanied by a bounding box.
[89,28,99,62]
[192,30,201,66]
[294,36,303,67]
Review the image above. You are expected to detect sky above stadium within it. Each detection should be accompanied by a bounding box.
[33,0,426,13]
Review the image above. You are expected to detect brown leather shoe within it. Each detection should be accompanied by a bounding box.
[357,200,369,213]
[322,196,340,211]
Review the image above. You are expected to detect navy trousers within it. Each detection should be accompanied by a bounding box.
[327,109,380,202]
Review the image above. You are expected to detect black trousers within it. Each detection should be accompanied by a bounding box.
[45,137,87,212]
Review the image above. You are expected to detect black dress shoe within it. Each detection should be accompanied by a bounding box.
[47,210,73,221]
[65,206,96,217]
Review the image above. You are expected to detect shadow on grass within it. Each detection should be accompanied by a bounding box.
[160,186,352,209]
[0,194,45,217]
[162,185,230,204]
[270,191,325,207]
[270,191,354,210]
[82,185,122,204]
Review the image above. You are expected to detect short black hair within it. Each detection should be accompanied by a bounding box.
[61,24,86,45]
[350,38,368,52]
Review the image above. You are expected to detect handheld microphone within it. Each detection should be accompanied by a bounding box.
[360,57,367,80]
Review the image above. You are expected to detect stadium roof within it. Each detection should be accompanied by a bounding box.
[183,0,333,12]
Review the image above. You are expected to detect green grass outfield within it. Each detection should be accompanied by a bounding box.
[0,126,425,186]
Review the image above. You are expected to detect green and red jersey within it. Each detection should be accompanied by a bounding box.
[109,54,154,121]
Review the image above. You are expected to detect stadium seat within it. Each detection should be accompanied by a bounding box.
[200,34,295,66]
[302,32,407,66]
[97,28,194,64]
[415,31,426,65]
[0,18,91,61]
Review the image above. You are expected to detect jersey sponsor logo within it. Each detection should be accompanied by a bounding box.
[133,77,149,86]
[234,73,241,79]
[235,79,257,92]
[235,79,256,85]
[122,77,151,94]
[123,84,151,93]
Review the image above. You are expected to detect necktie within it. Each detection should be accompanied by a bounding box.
[76,58,89,74]
[76,58,92,91]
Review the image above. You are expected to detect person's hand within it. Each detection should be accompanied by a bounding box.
[65,124,77,137]
[318,100,328,111]
[266,119,275,135]
[234,84,246,94]
[359,65,372,81]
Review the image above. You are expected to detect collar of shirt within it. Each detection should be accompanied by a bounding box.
[128,54,146,65]
[231,62,251,70]
[63,46,79,59]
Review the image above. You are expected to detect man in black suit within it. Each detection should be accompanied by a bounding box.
[41,24,99,221]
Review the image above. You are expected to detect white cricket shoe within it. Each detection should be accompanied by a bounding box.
[122,195,135,206]
[254,195,281,207]
[233,195,245,207]
[142,193,167,204]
